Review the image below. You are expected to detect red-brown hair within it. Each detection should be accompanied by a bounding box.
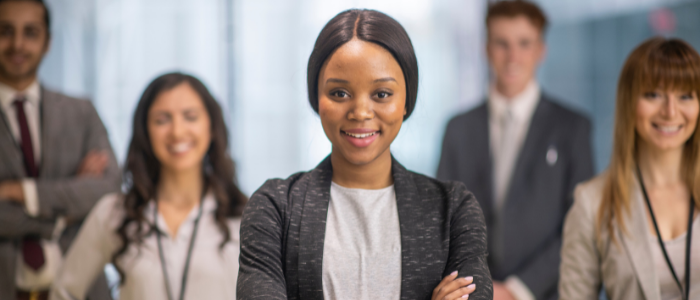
[486,0,548,36]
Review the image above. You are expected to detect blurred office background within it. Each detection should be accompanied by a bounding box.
[39,0,700,196]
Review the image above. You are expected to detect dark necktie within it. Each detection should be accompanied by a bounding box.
[12,97,45,271]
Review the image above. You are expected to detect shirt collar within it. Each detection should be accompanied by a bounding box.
[488,80,541,122]
[0,80,41,111]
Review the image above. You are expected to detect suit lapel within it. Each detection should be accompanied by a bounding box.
[474,104,495,221]
[392,157,429,298]
[503,97,551,207]
[297,157,332,299]
[38,88,58,177]
[620,177,660,300]
[0,108,25,177]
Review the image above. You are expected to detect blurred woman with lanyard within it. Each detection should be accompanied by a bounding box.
[51,73,247,300]
[560,37,700,300]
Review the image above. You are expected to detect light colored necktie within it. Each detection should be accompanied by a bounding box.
[493,108,518,211]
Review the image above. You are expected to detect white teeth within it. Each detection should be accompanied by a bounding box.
[170,143,192,153]
[657,125,682,133]
[343,131,377,139]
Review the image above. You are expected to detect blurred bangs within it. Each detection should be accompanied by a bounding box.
[636,39,700,95]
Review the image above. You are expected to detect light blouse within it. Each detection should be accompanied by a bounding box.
[50,193,241,300]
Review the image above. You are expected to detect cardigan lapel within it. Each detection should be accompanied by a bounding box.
[620,177,660,300]
[297,156,429,299]
[392,157,430,298]
[297,157,333,299]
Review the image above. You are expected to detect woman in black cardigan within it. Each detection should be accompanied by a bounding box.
[237,9,492,300]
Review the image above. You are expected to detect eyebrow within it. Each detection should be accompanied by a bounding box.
[326,78,349,84]
[325,77,397,84]
[373,77,397,83]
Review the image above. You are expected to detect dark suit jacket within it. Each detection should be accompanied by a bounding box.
[0,87,120,300]
[437,94,594,300]
[237,156,493,300]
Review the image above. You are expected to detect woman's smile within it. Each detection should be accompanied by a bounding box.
[341,128,381,148]
[651,122,683,135]
[167,141,195,156]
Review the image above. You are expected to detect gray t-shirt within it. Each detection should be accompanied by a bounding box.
[322,182,402,300]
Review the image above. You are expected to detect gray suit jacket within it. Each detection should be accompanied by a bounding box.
[437,95,594,300]
[237,156,493,300]
[559,172,694,300]
[0,88,120,300]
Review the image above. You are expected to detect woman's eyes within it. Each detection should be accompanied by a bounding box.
[328,90,393,100]
[330,90,349,98]
[680,93,696,101]
[643,91,698,101]
[184,113,199,121]
[644,92,661,99]
[376,91,392,99]
[154,117,169,125]
[152,113,198,125]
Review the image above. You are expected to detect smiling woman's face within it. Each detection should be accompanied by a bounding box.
[635,89,699,152]
[317,38,406,166]
[147,83,212,174]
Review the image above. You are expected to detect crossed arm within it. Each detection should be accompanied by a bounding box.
[0,102,120,237]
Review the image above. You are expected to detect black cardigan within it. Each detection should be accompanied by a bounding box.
[237,156,493,300]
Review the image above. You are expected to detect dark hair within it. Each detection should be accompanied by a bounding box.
[111,72,247,284]
[0,0,51,37]
[307,9,419,120]
[486,0,548,36]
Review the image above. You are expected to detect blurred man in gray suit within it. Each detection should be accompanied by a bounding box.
[437,1,594,300]
[0,1,119,299]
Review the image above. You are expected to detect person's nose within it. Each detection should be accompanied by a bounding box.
[348,96,374,121]
[10,30,24,51]
[504,43,518,63]
[171,115,186,139]
[660,94,678,119]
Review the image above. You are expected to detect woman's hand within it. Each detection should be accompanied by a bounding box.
[432,271,476,300]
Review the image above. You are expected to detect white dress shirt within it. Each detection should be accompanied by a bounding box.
[51,193,241,300]
[0,81,64,290]
[0,81,42,216]
[488,80,540,300]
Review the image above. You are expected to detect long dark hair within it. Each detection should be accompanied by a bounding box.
[112,72,247,284]
[307,9,419,120]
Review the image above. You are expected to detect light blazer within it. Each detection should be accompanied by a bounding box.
[0,88,120,300]
[560,173,667,300]
[437,94,594,300]
[237,156,493,300]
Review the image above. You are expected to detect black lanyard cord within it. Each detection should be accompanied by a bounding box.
[637,166,694,300]
[154,199,205,300]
